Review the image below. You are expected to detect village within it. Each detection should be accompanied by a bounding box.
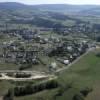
[0,2,100,100]
[0,28,94,80]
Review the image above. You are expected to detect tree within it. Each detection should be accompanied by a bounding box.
[73,93,84,100]
[3,88,14,100]
[34,29,38,35]
[96,52,100,57]
[80,87,93,97]
[96,36,100,42]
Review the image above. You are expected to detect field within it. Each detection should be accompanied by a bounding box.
[0,44,99,100]
[56,48,100,100]
[0,47,100,100]
[0,80,41,98]
[6,48,98,100]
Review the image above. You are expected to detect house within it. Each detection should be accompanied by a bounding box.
[63,60,70,65]
[57,58,70,65]
[49,62,57,72]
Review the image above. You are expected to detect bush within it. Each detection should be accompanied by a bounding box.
[3,88,14,100]
[15,73,31,78]
[14,80,59,96]
[96,53,100,57]
[73,93,84,100]
[96,36,100,42]
[80,87,93,97]
[73,87,93,100]
[19,64,32,70]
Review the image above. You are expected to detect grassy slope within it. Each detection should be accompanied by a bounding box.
[14,48,100,100]
[0,80,40,98]
[85,83,100,100]
[56,48,100,100]
[0,80,14,96]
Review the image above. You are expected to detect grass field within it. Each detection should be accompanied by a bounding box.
[0,48,100,100]
[0,80,13,96]
[56,48,100,100]
[85,83,100,100]
[0,80,41,98]
[14,48,100,100]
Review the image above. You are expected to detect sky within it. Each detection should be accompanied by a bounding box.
[0,0,100,5]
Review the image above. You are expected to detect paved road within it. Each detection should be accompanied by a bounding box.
[56,48,94,73]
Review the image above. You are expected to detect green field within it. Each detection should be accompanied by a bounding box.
[0,48,100,100]
[56,48,100,100]
[14,48,100,100]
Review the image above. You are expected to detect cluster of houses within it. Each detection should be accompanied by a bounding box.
[1,40,40,65]
[0,28,91,72]
[47,40,89,66]
[1,29,38,40]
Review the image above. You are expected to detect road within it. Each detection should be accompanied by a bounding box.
[56,48,93,73]
[0,73,53,81]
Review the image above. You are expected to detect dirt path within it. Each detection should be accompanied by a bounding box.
[0,73,54,81]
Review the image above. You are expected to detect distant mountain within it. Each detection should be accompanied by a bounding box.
[0,2,100,38]
[0,2,27,9]
[32,4,100,14]
[0,2,100,15]
[79,7,100,16]
[0,2,100,28]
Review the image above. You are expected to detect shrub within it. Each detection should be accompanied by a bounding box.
[3,88,14,100]
[80,87,93,97]
[96,53,100,57]
[15,73,31,78]
[73,93,84,100]
[14,80,59,96]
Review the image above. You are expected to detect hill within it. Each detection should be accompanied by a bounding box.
[0,2,100,39]
[0,2,27,9]
[79,7,100,16]
[0,2,100,15]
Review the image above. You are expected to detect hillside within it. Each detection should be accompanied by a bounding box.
[79,7,100,16]
[0,2,100,39]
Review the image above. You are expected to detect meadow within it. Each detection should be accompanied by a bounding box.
[13,48,100,100]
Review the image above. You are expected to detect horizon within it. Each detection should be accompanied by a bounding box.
[0,0,100,5]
